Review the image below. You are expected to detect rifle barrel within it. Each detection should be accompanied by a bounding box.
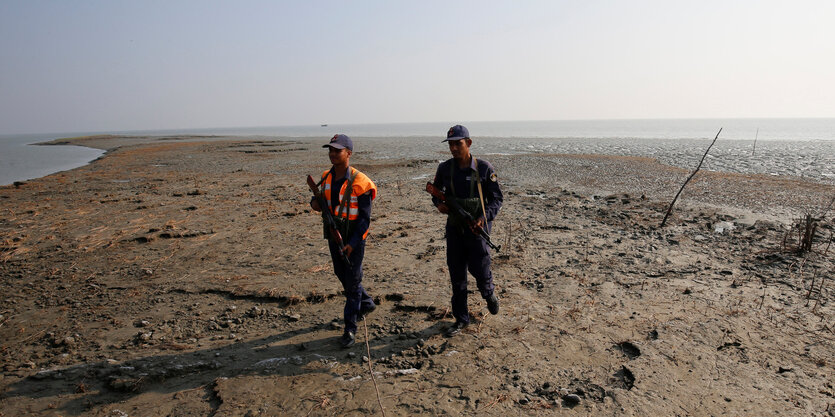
[308,175,352,265]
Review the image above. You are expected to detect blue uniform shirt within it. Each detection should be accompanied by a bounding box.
[431,156,503,225]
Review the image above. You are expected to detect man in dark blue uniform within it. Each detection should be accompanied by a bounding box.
[430,125,503,336]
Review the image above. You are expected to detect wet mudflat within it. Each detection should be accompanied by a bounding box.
[1,136,833,416]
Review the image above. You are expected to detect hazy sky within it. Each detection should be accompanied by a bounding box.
[1,1,833,134]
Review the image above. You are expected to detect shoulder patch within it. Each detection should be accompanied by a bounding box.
[490,172,497,182]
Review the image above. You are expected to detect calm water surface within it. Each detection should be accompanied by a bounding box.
[2,118,833,186]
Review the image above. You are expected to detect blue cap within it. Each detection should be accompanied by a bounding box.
[323,134,353,151]
[443,124,469,142]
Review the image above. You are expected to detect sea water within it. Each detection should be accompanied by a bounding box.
[1,118,833,186]
[0,133,105,186]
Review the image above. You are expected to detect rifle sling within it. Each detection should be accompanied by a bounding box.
[336,167,356,219]
[449,157,487,223]
[319,167,357,241]
[319,167,357,218]
[476,175,487,224]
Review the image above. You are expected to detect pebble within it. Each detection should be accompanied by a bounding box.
[713,221,736,234]
[563,394,581,406]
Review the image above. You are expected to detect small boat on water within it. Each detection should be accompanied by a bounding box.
[321,124,328,127]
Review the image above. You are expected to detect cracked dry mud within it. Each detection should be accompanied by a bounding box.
[1,136,833,416]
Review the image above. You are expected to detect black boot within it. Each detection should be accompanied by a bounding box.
[358,304,376,320]
[487,294,500,315]
[445,321,468,337]
[339,331,355,348]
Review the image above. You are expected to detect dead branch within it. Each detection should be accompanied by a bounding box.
[363,318,386,417]
[661,128,722,227]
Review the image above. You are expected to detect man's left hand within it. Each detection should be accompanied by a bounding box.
[470,217,486,234]
[343,244,353,257]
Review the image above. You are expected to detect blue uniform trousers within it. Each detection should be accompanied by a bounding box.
[446,226,495,324]
[328,240,375,334]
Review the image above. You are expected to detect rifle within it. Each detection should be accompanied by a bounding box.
[307,175,352,266]
[425,182,501,252]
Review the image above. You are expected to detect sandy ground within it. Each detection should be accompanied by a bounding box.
[1,136,833,416]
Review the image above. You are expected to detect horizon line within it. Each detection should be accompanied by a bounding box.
[2,116,834,137]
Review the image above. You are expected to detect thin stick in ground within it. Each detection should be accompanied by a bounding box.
[363,317,386,417]
[660,127,722,228]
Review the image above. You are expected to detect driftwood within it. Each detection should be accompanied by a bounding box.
[660,128,722,227]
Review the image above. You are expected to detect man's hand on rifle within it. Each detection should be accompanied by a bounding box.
[470,217,486,234]
[343,244,353,257]
[437,203,449,214]
[310,198,322,212]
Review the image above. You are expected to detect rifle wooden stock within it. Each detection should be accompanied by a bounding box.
[425,182,501,252]
[307,175,352,266]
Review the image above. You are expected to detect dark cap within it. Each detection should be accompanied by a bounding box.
[323,134,353,151]
[443,124,469,142]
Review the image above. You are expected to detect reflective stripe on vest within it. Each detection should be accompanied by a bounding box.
[320,167,377,240]
[321,168,360,220]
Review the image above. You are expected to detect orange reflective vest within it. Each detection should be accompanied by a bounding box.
[320,167,377,240]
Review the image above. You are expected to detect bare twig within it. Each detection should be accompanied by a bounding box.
[476,312,489,334]
[363,317,386,417]
[661,128,722,227]
[506,221,513,254]
[758,287,766,309]
[806,272,817,302]
[304,395,332,416]
[584,232,589,262]
[484,393,509,409]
